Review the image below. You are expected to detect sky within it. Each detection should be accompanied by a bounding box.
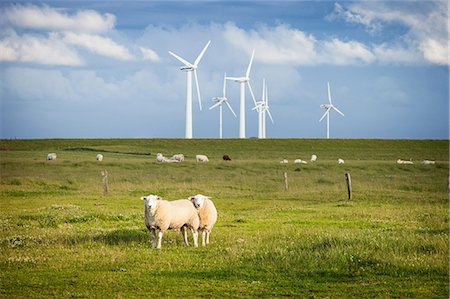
[0,0,448,139]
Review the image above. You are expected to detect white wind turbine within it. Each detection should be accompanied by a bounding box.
[319,82,345,139]
[169,40,211,139]
[226,49,257,138]
[209,73,237,139]
[253,79,274,139]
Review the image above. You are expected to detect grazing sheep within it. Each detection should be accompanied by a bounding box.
[196,155,209,162]
[397,159,414,165]
[189,194,217,247]
[156,153,166,162]
[338,158,345,164]
[311,154,317,162]
[47,153,57,160]
[280,159,288,164]
[170,154,185,162]
[96,154,103,161]
[294,159,307,164]
[223,155,232,161]
[141,195,199,249]
[421,160,435,165]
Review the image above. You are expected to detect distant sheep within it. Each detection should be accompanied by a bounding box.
[338,158,345,164]
[189,194,217,247]
[47,153,57,160]
[421,160,435,165]
[397,159,414,165]
[156,153,179,163]
[311,154,317,162]
[96,154,103,161]
[294,159,307,164]
[223,155,231,161]
[280,159,288,164]
[141,195,199,249]
[170,154,185,162]
[196,155,209,162]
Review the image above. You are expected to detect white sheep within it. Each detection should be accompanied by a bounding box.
[96,154,103,161]
[397,159,414,165]
[156,153,166,162]
[338,158,345,164]
[47,153,57,160]
[294,159,307,164]
[196,154,209,162]
[141,194,199,249]
[189,194,217,247]
[311,154,317,162]
[421,160,435,165]
[280,159,288,164]
[170,154,185,162]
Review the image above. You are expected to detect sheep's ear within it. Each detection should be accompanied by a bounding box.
[140,196,146,200]
[156,196,162,200]
[188,196,194,201]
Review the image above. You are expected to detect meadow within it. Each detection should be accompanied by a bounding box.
[0,138,448,298]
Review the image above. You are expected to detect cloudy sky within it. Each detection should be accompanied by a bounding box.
[0,1,448,139]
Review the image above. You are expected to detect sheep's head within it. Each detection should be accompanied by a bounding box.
[189,194,210,209]
[140,194,161,210]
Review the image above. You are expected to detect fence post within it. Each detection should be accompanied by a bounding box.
[101,170,109,195]
[345,173,352,200]
[284,172,288,191]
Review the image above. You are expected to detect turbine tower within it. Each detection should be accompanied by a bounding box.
[169,40,211,139]
[319,82,345,139]
[226,49,257,138]
[209,73,237,139]
[253,79,274,139]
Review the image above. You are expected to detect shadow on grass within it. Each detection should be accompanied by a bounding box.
[62,228,149,246]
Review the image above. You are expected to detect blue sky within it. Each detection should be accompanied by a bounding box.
[0,1,448,139]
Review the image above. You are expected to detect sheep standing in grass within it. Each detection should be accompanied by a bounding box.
[141,195,199,249]
[189,194,217,247]
[96,154,103,161]
[196,155,209,162]
[311,154,317,162]
[338,158,345,164]
[170,154,185,162]
[47,153,57,160]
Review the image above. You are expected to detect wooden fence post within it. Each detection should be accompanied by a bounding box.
[345,173,352,200]
[284,172,288,191]
[101,170,109,195]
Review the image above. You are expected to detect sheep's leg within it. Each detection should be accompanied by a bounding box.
[191,229,198,248]
[206,230,210,245]
[151,228,157,249]
[181,226,189,246]
[156,231,163,249]
[201,230,206,247]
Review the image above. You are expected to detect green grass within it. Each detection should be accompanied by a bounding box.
[0,138,448,298]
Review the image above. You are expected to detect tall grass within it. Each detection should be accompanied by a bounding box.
[0,139,448,298]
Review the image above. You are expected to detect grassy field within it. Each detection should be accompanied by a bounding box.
[0,138,448,298]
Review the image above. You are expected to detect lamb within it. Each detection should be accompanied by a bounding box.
[294,159,307,164]
[170,154,185,162]
[47,153,57,160]
[397,159,414,165]
[141,194,199,249]
[311,154,317,162]
[338,158,345,164]
[196,154,209,162]
[96,154,103,161]
[280,159,288,164]
[421,160,435,165]
[189,194,217,247]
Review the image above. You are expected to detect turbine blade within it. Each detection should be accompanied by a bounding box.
[225,100,237,117]
[247,81,257,106]
[327,81,332,105]
[169,51,193,67]
[332,106,345,117]
[194,40,211,66]
[194,70,202,111]
[319,109,330,122]
[266,109,274,124]
[226,76,243,81]
[246,49,255,78]
[261,79,265,102]
[223,72,227,97]
[252,102,262,111]
[209,101,222,110]
[265,84,269,105]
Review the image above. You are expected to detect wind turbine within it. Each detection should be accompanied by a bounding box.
[226,49,257,138]
[209,73,237,139]
[169,40,211,139]
[319,82,345,139]
[253,79,274,138]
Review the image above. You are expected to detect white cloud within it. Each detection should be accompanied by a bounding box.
[139,46,160,61]
[329,1,449,65]
[62,32,133,61]
[0,30,83,66]
[1,4,115,33]
[321,38,375,65]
